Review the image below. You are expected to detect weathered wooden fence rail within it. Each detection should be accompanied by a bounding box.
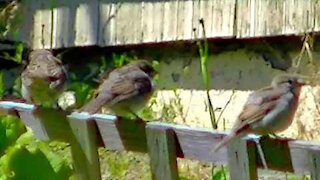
[4,0,320,49]
[1,101,320,180]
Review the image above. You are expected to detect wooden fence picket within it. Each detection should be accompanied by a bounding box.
[146,124,179,180]
[2,101,320,180]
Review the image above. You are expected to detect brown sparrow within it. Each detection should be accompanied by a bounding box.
[80,60,155,118]
[213,73,310,152]
[21,49,67,107]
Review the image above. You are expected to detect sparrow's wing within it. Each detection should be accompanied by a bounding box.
[233,84,290,132]
[108,70,151,105]
[80,70,151,114]
[30,53,65,80]
[234,101,278,132]
[213,86,288,152]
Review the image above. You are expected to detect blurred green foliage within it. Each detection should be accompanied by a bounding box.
[0,72,4,98]
[0,115,25,156]
[68,82,94,108]
[0,131,72,180]
[13,43,23,64]
[105,151,130,178]
[0,116,73,180]
[210,166,228,180]
[0,1,24,65]
[112,53,131,68]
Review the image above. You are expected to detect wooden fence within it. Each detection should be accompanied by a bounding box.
[3,0,320,49]
[0,100,320,180]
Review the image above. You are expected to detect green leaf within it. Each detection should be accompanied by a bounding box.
[0,130,73,180]
[13,43,23,64]
[211,167,227,180]
[112,53,131,68]
[0,115,26,156]
[12,76,21,97]
[198,39,217,129]
[0,145,68,180]
[69,82,94,107]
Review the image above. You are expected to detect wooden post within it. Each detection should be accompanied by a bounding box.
[309,150,320,180]
[228,139,257,180]
[146,124,179,180]
[68,117,101,180]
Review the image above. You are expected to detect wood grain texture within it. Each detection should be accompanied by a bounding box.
[141,0,154,43]
[153,0,165,42]
[146,124,179,180]
[176,0,193,40]
[211,0,236,37]
[95,117,148,152]
[191,0,200,39]
[309,150,320,180]
[254,0,284,36]
[53,0,77,48]
[236,0,254,38]
[10,0,320,48]
[115,1,142,44]
[198,0,212,38]
[98,0,111,46]
[162,0,178,41]
[31,1,52,49]
[19,111,50,140]
[283,0,314,34]
[315,0,320,32]
[68,116,101,180]
[228,139,257,180]
[100,0,119,46]
[74,0,99,46]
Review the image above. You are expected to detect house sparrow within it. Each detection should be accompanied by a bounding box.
[213,73,310,152]
[80,60,155,118]
[21,49,67,107]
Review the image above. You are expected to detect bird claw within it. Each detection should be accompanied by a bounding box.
[244,134,268,170]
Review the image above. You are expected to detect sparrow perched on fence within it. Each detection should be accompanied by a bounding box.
[213,73,310,152]
[80,60,155,118]
[21,49,67,107]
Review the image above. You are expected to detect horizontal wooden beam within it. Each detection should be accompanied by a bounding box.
[4,0,320,49]
[1,101,320,175]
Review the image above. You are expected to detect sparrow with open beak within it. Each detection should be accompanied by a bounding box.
[21,50,67,107]
[213,73,310,152]
[80,60,155,118]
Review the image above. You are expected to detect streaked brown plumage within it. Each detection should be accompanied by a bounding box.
[21,49,67,107]
[213,74,310,152]
[80,60,155,117]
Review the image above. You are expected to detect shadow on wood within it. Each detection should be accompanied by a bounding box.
[257,137,293,172]
[96,117,148,152]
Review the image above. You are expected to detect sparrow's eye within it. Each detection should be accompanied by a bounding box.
[288,79,293,84]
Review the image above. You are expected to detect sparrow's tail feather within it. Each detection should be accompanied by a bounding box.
[79,98,105,114]
[213,132,237,152]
